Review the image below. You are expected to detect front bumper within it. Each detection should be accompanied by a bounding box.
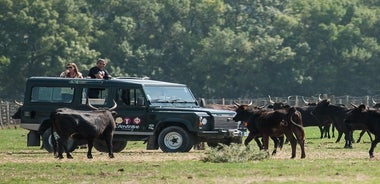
[197,129,243,139]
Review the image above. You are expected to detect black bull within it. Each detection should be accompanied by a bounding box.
[50,108,116,159]
[345,104,380,158]
[268,98,332,139]
[233,105,306,159]
[311,100,354,148]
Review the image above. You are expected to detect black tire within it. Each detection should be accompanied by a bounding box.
[42,128,77,153]
[42,128,55,153]
[93,139,127,153]
[158,126,193,152]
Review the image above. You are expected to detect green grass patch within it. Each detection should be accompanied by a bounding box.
[1,126,380,183]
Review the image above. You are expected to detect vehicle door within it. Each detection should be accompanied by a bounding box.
[113,88,151,134]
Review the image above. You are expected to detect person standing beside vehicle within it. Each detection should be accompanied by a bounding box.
[87,58,112,79]
[60,63,83,78]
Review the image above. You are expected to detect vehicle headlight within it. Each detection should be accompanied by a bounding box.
[200,117,208,125]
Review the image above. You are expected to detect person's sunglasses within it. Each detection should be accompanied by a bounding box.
[66,66,73,69]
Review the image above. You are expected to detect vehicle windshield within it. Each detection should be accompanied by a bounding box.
[144,86,197,107]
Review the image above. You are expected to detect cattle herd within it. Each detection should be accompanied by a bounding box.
[38,96,380,160]
[229,96,380,159]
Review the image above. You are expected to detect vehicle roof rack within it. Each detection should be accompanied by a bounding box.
[115,76,150,80]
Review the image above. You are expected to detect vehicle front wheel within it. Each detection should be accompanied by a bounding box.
[158,126,193,152]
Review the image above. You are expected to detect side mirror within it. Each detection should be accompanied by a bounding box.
[137,97,145,106]
[199,98,206,107]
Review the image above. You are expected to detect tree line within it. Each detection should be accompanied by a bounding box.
[1,0,380,100]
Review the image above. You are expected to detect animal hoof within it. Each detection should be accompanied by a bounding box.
[87,153,93,159]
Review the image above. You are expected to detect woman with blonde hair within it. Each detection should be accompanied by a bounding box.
[60,63,83,78]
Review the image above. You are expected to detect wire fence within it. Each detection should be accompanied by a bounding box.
[199,94,380,108]
[0,101,21,129]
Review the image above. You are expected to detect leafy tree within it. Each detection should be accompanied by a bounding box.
[0,0,98,98]
[1,0,380,99]
[281,0,380,95]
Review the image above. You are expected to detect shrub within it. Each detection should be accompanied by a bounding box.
[201,143,269,163]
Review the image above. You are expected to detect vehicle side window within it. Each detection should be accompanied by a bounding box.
[31,87,74,103]
[116,88,145,106]
[82,88,109,106]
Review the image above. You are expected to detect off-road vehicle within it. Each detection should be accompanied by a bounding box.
[18,77,243,153]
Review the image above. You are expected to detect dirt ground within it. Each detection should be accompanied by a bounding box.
[0,148,205,163]
[1,143,377,164]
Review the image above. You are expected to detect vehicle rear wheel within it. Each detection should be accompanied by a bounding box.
[42,128,77,153]
[42,128,55,153]
[93,139,127,153]
[158,126,193,152]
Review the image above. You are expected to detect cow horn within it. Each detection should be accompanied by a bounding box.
[108,100,117,111]
[372,97,377,105]
[350,103,358,108]
[268,95,275,104]
[318,94,322,102]
[258,104,265,109]
[233,101,240,107]
[88,100,117,110]
[14,100,23,106]
[87,100,99,110]
[302,96,309,104]
[247,100,253,106]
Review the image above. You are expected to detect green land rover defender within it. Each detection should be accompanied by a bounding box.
[18,77,243,153]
